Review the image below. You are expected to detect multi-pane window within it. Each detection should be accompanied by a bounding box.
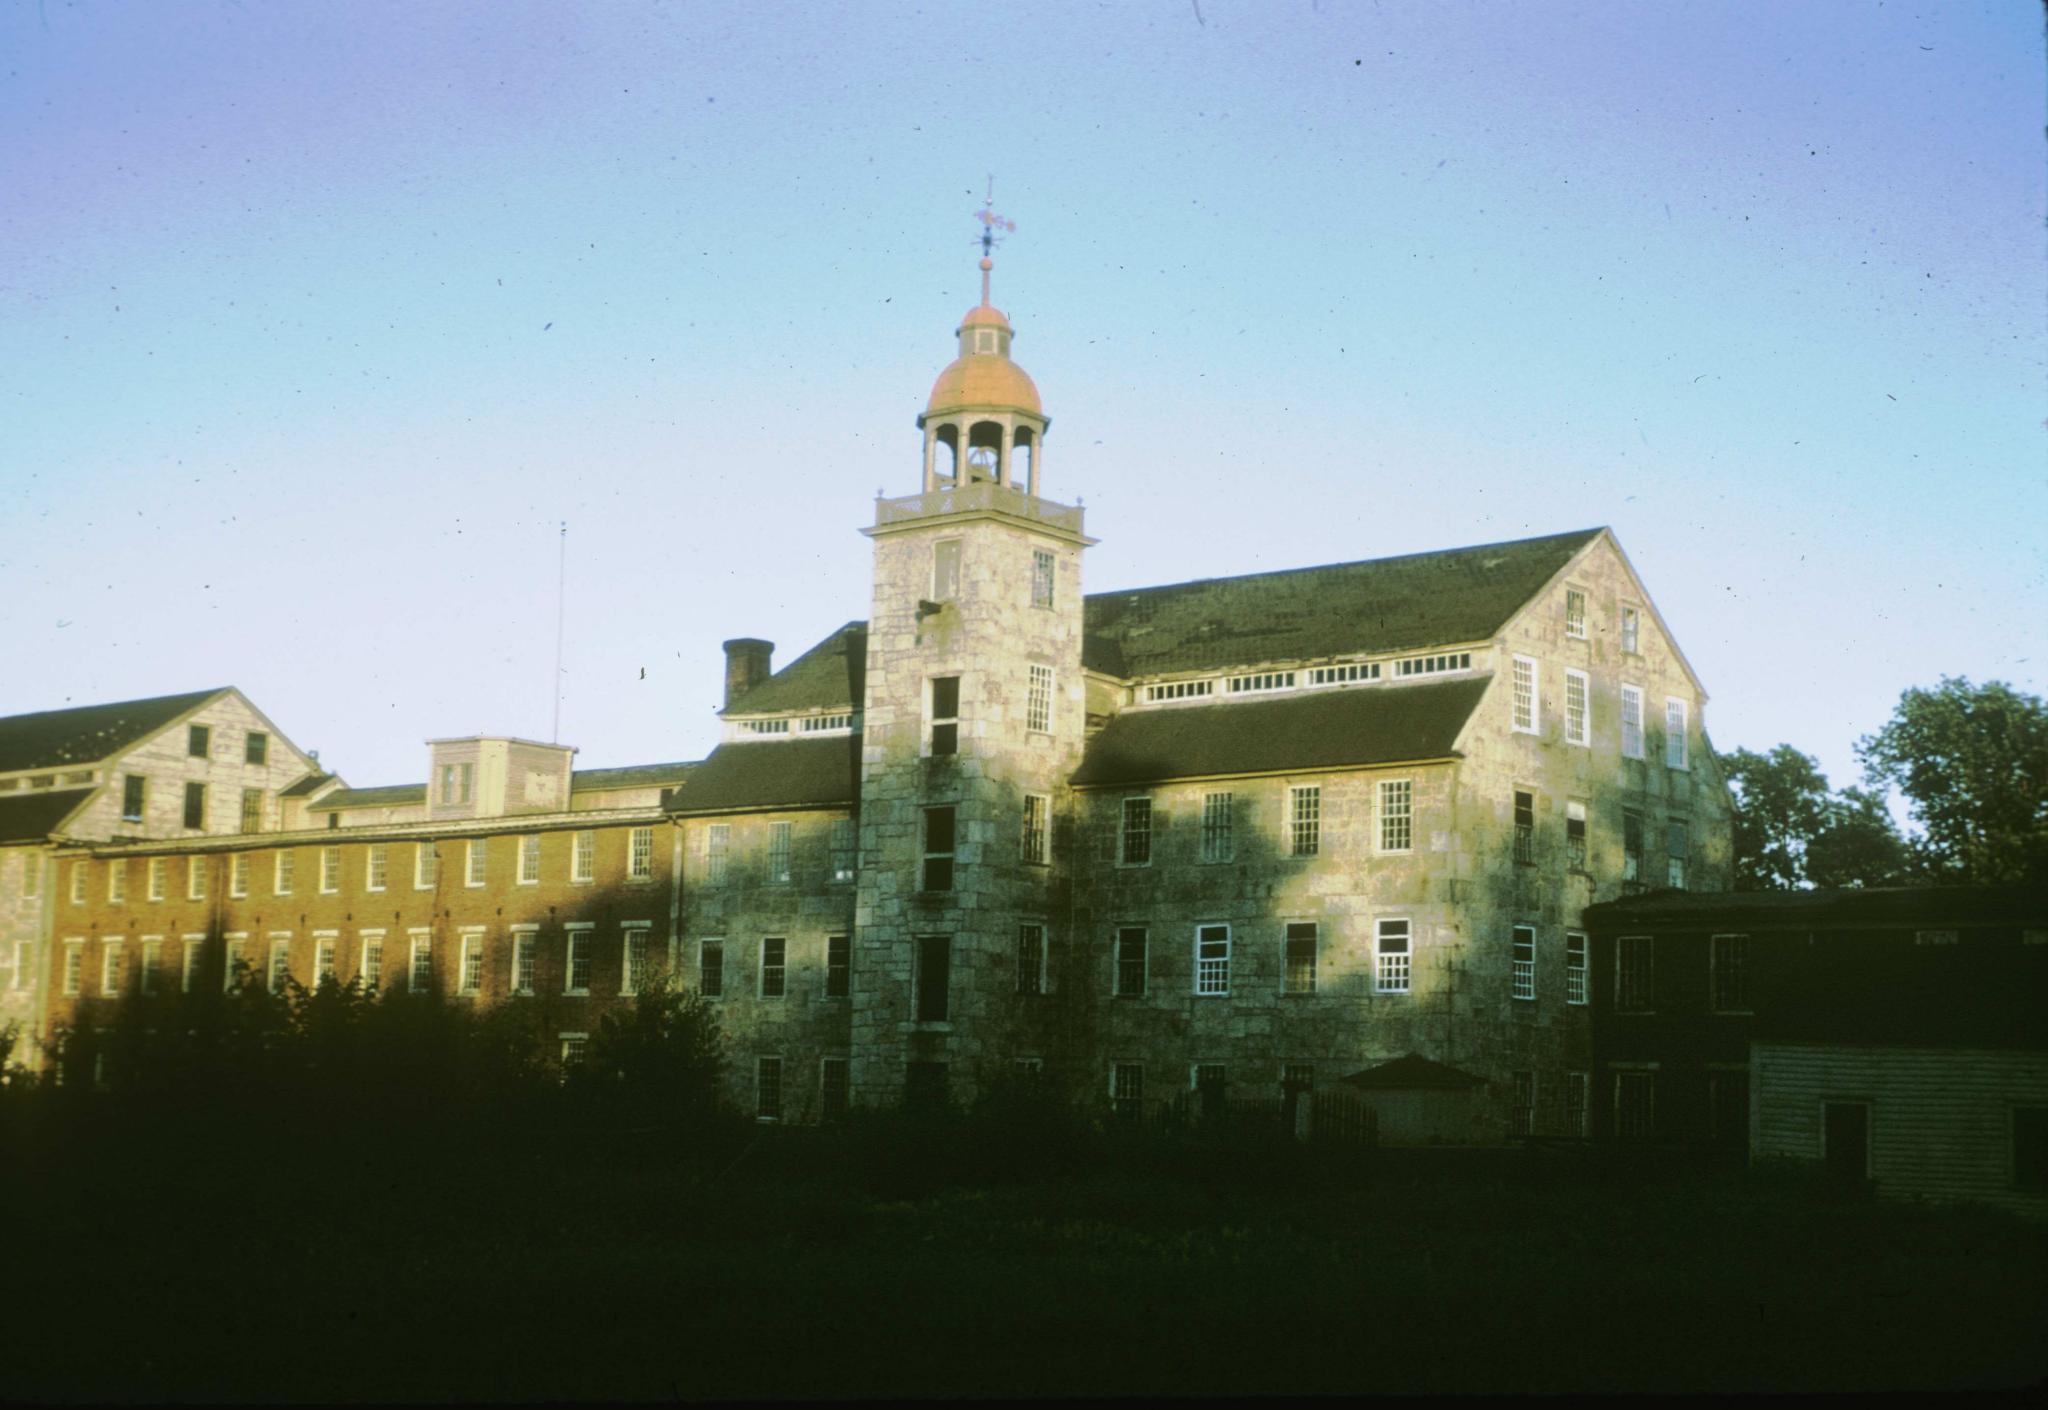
[1016,923,1046,996]
[1375,918,1411,994]
[1616,1070,1656,1141]
[560,1034,589,1073]
[62,941,84,997]
[139,938,162,995]
[1564,800,1588,870]
[706,824,731,884]
[1226,671,1295,694]
[830,818,855,882]
[1026,663,1054,734]
[366,844,387,892]
[757,1056,784,1122]
[699,939,724,998]
[466,839,487,888]
[622,928,648,997]
[101,939,125,997]
[1621,605,1640,654]
[759,937,787,998]
[187,856,207,901]
[240,787,263,833]
[148,857,167,902]
[518,834,541,885]
[409,931,433,993]
[1031,548,1056,608]
[930,539,961,602]
[183,782,207,830]
[1194,924,1231,996]
[510,929,536,995]
[360,931,384,990]
[1665,698,1689,769]
[1622,809,1644,891]
[565,929,592,994]
[628,826,654,880]
[1111,1063,1144,1118]
[1200,792,1233,863]
[1566,1071,1590,1137]
[438,763,475,806]
[1145,680,1214,702]
[121,774,146,822]
[571,831,596,883]
[314,934,339,987]
[915,934,951,1022]
[1564,588,1587,639]
[825,935,850,998]
[1288,786,1320,857]
[223,936,246,992]
[69,861,86,905]
[1564,669,1589,746]
[928,676,960,756]
[1511,656,1538,733]
[107,861,126,904]
[1018,793,1051,865]
[1617,935,1654,1010]
[181,937,203,993]
[1667,821,1689,890]
[457,931,484,994]
[1512,1071,1537,1136]
[414,842,438,889]
[1284,922,1317,995]
[1711,933,1749,1011]
[820,1057,850,1120]
[922,806,956,891]
[1379,780,1412,853]
[320,846,341,894]
[1620,685,1645,759]
[1565,931,1587,1005]
[766,822,792,884]
[1513,790,1535,865]
[1119,797,1152,866]
[245,731,268,765]
[1511,925,1536,1001]
[266,937,290,994]
[188,724,211,758]
[1115,927,1147,998]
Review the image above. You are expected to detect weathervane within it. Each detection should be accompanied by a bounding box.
[973,174,1015,305]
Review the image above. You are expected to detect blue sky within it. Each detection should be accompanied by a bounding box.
[3,0,2042,796]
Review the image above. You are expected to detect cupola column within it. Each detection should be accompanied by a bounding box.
[999,422,1015,489]
[921,426,937,493]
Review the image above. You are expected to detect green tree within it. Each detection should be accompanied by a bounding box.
[1859,677,2048,884]
[1805,786,1915,888]
[1724,745,1831,889]
[584,978,726,1121]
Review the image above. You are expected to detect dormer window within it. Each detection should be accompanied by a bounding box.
[438,762,474,806]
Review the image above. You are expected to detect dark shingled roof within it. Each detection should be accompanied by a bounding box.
[1082,528,1603,678]
[1340,1053,1489,1091]
[571,760,700,791]
[1582,884,2047,933]
[279,772,337,798]
[0,688,227,772]
[0,788,96,843]
[1070,676,1489,787]
[664,737,859,815]
[723,624,867,717]
[321,783,427,810]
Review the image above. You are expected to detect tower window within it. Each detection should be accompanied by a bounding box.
[1026,664,1053,734]
[1031,550,1056,609]
[975,328,996,354]
[915,935,951,1022]
[929,676,960,756]
[931,539,961,602]
[922,806,956,892]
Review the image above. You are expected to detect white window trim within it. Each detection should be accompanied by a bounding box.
[1565,930,1588,1006]
[1375,917,1412,996]
[1511,655,1540,735]
[222,932,249,992]
[137,935,163,995]
[1620,604,1641,655]
[100,936,124,997]
[517,834,542,886]
[228,853,249,899]
[627,825,655,881]
[265,932,292,994]
[413,842,438,890]
[570,830,596,885]
[312,929,340,988]
[1564,586,1588,640]
[1511,924,1537,1002]
[181,933,205,994]
[766,821,793,885]
[698,936,726,1000]
[407,927,434,994]
[359,928,387,990]
[1287,784,1321,858]
[456,926,487,996]
[1665,697,1690,770]
[509,924,539,996]
[1620,683,1646,760]
[757,935,788,999]
[62,938,85,997]
[1026,663,1054,735]
[319,845,341,895]
[1193,922,1231,997]
[1563,668,1590,747]
[621,924,651,997]
[563,921,595,996]
[147,857,167,902]
[1377,778,1413,855]
[465,839,488,889]
[365,844,387,893]
[1118,796,1152,868]
[107,861,126,904]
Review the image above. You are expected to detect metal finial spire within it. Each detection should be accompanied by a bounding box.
[973,174,1015,305]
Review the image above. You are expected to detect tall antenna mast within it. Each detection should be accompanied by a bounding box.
[551,521,567,744]
[973,174,1015,305]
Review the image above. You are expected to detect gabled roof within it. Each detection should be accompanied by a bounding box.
[0,788,97,844]
[1070,676,1488,788]
[1340,1053,1489,1091]
[279,772,338,799]
[723,623,868,717]
[571,761,700,791]
[1082,529,1604,679]
[0,688,228,773]
[663,737,859,815]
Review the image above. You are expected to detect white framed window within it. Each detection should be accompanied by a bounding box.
[1620,605,1640,655]
[1620,685,1645,759]
[1511,925,1536,1001]
[705,824,730,884]
[360,930,386,991]
[438,762,474,806]
[107,861,126,905]
[1564,669,1589,746]
[1015,922,1046,996]
[465,839,487,888]
[183,856,205,901]
[927,676,960,756]
[100,938,124,996]
[1512,1071,1537,1137]
[800,712,854,733]
[930,538,962,602]
[830,817,856,883]
[181,935,204,993]
[559,1032,588,1073]
[319,845,341,895]
[1145,679,1214,702]
[1307,661,1379,685]
[1378,779,1412,853]
[564,924,593,994]
[1194,923,1230,996]
[571,831,596,884]
[1566,1071,1590,1137]
[62,939,84,996]
[313,932,338,987]
[699,938,724,998]
[1565,931,1587,1005]
[266,935,291,994]
[1031,549,1056,609]
[240,787,264,834]
[148,857,167,902]
[1667,820,1689,889]
[457,929,485,995]
[1021,793,1050,865]
[739,718,790,736]
[407,929,433,993]
[621,926,649,997]
[1284,922,1317,995]
[1511,655,1539,734]
[758,936,786,998]
[1617,935,1654,1011]
[1118,797,1152,867]
[1375,918,1411,994]
[517,834,541,885]
[1665,698,1689,769]
[1226,670,1295,694]
[1288,785,1320,857]
[229,853,249,898]
[756,1055,784,1122]
[1200,792,1233,863]
[1395,652,1472,678]
[9,939,31,992]
[766,822,792,884]
[1026,663,1054,734]
[69,861,86,905]
[1114,927,1146,998]
[1711,933,1749,1012]
[222,934,247,992]
[121,773,146,823]
[1564,587,1587,639]
[139,937,162,995]
[1565,800,1587,870]
[414,841,439,890]
[510,926,537,995]
[628,826,654,880]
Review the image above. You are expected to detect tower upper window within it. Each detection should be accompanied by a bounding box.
[975,329,996,354]
[931,540,961,602]
[929,677,960,757]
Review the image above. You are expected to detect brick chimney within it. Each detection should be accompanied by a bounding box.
[722,638,774,708]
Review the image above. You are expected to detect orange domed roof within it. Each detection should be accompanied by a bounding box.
[926,353,1042,417]
[957,304,1011,333]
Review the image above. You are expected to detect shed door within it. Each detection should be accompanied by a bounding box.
[1824,1101,1869,1184]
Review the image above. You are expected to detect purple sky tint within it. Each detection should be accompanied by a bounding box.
[2,1,2042,795]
